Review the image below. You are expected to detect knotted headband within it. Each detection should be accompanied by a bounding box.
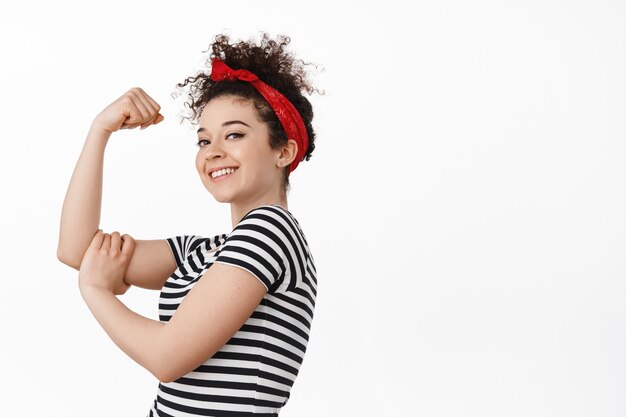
[210,58,308,173]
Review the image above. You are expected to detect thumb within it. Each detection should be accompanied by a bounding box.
[155,113,165,125]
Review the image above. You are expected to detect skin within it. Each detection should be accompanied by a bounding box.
[195,95,298,227]
[77,92,299,382]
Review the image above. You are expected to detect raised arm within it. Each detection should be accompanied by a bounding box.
[56,123,110,269]
[57,87,164,269]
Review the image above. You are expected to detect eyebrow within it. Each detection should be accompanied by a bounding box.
[197,120,250,134]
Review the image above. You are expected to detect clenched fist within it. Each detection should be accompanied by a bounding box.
[92,87,164,134]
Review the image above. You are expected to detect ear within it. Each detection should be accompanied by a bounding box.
[276,139,298,169]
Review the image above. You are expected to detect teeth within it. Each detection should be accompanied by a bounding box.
[211,168,236,179]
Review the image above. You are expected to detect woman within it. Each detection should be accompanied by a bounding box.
[57,33,318,416]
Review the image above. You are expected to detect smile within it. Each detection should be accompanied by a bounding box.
[209,167,238,181]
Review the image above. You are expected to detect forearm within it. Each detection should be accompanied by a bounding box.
[79,285,167,380]
[57,123,111,267]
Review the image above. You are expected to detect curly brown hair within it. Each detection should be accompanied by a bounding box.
[174,33,319,191]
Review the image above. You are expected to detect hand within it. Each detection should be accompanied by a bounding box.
[92,87,164,134]
[79,231,135,295]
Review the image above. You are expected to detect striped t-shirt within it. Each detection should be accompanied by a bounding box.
[148,204,317,417]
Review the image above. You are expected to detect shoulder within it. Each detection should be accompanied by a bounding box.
[216,204,312,293]
[239,204,300,229]
[242,204,291,219]
[235,205,307,245]
[235,204,312,267]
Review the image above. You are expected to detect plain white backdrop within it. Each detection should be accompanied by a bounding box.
[1,0,625,416]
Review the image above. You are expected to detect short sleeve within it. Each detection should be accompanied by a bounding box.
[166,235,204,268]
[212,205,305,292]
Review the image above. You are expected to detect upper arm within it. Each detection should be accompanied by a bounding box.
[123,239,177,290]
[157,262,266,382]
[57,232,178,291]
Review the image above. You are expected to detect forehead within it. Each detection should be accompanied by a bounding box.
[199,95,260,127]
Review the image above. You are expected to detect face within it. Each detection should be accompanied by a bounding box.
[195,95,284,206]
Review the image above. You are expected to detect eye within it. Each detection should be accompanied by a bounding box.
[196,139,210,148]
[226,132,244,140]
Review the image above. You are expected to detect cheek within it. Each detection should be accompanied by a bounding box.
[195,153,203,172]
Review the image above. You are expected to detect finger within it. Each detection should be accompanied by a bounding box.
[142,93,162,127]
[134,93,156,123]
[89,230,105,250]
[110,231,122,254]
[137,95,162,129]
[140,113,162,129]
[137,89,161,119]
[121,234,136,257]
[128,88,152,119]
[154,113,165,125]
[119,97,145,129]
[120,97,149,130]
[102,233,111,250]
[141,89,162,115]
[131,89,159,128]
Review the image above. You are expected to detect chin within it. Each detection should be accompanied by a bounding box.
[212,195,232,203]
[206,190,230,203]
[207,189,239,204]
[201,182,229,203]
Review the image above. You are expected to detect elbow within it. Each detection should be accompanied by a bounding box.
[154,355,192,383]
[156,372,176,384]
[154,365,181,384]
[56,247,80,270]
[152,350,203,384]
[149,347,179,383]
[151,329,219,383]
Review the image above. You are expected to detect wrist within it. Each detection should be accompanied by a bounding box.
[79,283,113,300]
[88,120,114,140]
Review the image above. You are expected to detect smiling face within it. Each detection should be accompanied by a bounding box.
[195,95,287,211]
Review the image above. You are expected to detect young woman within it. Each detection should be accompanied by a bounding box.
[57,33,318,416]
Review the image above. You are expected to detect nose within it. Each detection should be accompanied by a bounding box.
[203,140,226,161]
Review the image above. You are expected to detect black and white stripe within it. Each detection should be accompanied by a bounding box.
[148,205,317,416]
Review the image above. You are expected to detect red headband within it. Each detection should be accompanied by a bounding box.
[210,58,308,173]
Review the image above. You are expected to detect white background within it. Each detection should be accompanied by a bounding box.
[1,0,625,416]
